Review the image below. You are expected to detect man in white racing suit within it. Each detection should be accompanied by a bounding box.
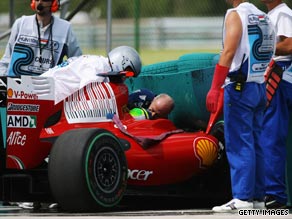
[42,46,142,104]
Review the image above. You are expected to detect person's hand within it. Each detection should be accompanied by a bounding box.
[206,64,229,113]
[206,89,220,113]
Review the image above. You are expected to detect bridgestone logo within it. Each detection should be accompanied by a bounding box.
[7,103,40,112]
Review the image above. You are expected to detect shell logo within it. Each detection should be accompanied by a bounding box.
[193,137,218,168]
[7,88,13,98]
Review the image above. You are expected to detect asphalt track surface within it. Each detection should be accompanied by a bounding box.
[1,198,292,219]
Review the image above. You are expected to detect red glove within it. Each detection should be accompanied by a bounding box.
[206,64,229,113]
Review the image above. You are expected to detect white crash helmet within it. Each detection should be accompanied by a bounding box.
[108,46,142,77]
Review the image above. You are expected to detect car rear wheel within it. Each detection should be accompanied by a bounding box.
[209,120,225,160]
[48,128,127,212]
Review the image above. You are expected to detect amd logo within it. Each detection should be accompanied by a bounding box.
[128,169,153,181]
[7,115,36,128]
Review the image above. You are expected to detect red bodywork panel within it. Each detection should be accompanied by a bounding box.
[5,76,220,186]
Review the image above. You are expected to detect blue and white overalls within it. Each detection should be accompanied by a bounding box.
[260,3,292,205]
[0,15,82,76]
[223,3,275,201]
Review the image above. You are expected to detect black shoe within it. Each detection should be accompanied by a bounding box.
[264,195,287,209]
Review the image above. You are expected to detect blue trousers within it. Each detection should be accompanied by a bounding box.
[224,82,266,200]
[261,80,292,204]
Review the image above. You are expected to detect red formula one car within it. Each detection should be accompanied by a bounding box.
[0,72,229,212]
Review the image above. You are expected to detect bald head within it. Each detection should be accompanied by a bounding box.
[148,93,174,119]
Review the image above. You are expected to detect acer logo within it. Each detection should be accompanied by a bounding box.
[128,169,153,181]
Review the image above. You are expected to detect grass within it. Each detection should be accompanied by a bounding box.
[140,49,220,65]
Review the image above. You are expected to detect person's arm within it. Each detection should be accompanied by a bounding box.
[206,11,242,113]
[275,36,292,56]
[219,11,242,67]
[0,18,22,75]
[66,25,82,58]
[0,43,12,76]
[275,13,292,56]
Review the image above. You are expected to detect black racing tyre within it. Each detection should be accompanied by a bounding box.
[48,128,128,212]
[209,120,225,161]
